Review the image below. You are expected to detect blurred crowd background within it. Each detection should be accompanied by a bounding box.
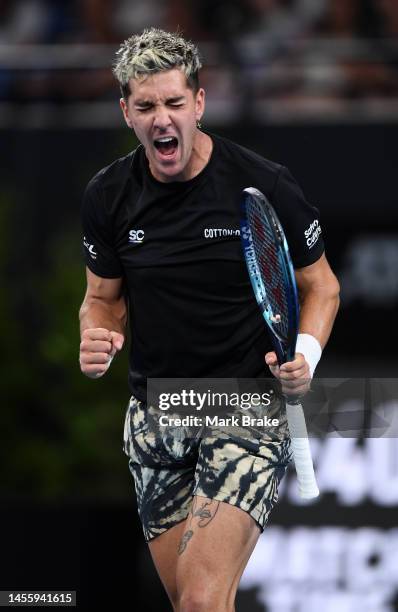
[1,1,398,611]
[1,0,398,123]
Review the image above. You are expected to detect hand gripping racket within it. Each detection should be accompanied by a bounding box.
[240,187,319,499]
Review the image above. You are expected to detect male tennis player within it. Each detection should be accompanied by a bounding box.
[79,28,339,612]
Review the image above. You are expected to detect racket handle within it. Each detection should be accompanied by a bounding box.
[285,401,319,499]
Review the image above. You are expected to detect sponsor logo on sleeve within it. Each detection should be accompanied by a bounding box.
[304,219,322,249]
[83,236,97,259]
[128,229,145,244]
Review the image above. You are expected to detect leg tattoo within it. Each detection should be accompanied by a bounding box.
[178,529,194,555]
[177,499,220,555]
[191,497,220,528]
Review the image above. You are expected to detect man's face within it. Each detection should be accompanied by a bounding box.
[120,68,205,182]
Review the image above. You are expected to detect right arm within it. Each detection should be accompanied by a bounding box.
[79,268,127,379]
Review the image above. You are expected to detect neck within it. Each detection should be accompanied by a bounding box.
[186,130,213,180]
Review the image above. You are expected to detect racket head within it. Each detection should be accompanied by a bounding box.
[240,187,299,364]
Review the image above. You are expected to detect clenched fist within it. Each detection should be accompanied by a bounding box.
[79,328,124,378]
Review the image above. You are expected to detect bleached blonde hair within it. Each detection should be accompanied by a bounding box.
[113,28,202,99]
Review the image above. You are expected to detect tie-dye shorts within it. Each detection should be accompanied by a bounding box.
[123,395,292,542]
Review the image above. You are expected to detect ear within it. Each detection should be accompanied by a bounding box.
[195,88,205,123]
[120,97,133,128]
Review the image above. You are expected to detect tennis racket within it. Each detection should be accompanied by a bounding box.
[240,187,319,499]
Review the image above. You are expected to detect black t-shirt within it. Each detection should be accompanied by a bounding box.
[81,133,324,401]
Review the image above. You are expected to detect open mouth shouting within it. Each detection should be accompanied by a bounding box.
[153,136,179,162]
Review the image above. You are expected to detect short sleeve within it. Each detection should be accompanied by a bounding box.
[81,178,123,278]
[270,167,324,268]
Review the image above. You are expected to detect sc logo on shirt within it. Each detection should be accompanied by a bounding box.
[128,229,145,244]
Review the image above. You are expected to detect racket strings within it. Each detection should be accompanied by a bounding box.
[247,203,290,342]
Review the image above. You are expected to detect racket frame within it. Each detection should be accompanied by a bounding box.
[240,187,319,499]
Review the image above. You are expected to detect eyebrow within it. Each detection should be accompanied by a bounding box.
[134,96,186,107]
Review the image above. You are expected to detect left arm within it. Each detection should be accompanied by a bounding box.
[265,253,340,394]
[295,252,340,349]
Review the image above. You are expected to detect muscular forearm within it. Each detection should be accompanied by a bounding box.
[298,288,340,349]
[295,254,340,350]
[79,298,127,337]
[79,297,127,378]
[79,271,127,378]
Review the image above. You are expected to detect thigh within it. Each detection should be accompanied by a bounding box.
[149,495,261,612]
[148,519,188,610]
[175,495,261,610]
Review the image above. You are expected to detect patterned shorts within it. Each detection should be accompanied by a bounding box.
[123,396,292,542]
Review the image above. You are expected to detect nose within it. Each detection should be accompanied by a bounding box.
[153,105,172,130]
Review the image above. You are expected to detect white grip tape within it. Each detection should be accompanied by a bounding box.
[286,401,319,499]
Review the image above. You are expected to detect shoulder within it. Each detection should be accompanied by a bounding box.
[211,132,283,182]
[82,147,142,224]
[84,146,142,201]
[83,146,143,219]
